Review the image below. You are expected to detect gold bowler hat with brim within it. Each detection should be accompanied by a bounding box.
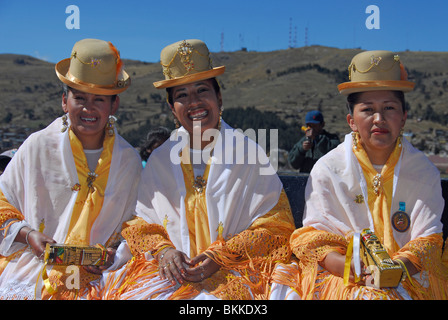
[153,39,225,89]
[338,50,414,95]
[55,38,130,95]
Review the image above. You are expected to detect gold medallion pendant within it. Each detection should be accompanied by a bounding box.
[391,211,410,232]
[392,202,410,232]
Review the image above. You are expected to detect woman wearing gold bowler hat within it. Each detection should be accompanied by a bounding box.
[86,39,295,300]
[270,50,448,300]
[0,39,141,299]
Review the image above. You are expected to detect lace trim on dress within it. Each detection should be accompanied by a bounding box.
[0,280,35,300]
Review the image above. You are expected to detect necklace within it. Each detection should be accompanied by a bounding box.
[189,146,213,194]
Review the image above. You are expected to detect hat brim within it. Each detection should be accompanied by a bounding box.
[55,58,131,95]
[338,80,415,95]
[153,66,225,89]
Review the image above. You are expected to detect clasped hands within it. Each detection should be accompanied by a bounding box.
[156,247,220,285]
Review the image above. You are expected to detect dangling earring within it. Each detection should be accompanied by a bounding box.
[398,128,404,148]
[174,117,180,129]
[218,106,223,131]
[352,131,359,150]
[61,113,69,132]
[107,115,116,136]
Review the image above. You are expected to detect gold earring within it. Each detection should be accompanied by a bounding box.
[174,117,180,129]
[398,128,404,147]
[61,114,69,132]
[218,107,223,131]
[352,131,359,150]
[107,115,116,136]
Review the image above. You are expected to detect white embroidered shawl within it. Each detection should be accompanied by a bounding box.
[0,117,141,297]
[303,133,444,248]
[135,120,283,256]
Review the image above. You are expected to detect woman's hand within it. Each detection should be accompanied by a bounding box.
[320,251,366,284]
[157,247,192,285]
[302,128,314,151]
[183,253,221,283]
[16,227,56,260]
[156,248,221,284]
[83,247,116,274]
[393,257,418,277]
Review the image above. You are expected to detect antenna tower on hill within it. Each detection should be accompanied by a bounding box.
[289,18,297,49]
[294,25,297,48]
[220,32,224,52]
[305,26,309,47]
[289,18,292,48]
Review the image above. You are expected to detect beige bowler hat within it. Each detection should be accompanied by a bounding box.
[153,39,225,89]
[338,50,414,95]
[55,38,130,95]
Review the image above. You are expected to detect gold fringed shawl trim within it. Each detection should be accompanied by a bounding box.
[311,269,403,300]
[204,228,293,300]
[203,189,294,273]
[40,265,100,300]
[169,269,255,300]
[273,260,404,300]
[0,188,25,235]
[284,227,348,299]
[291,226,348,267]
[286,227,403,300]
[284,227,448,300]
[84,254,253,300]
[84,254,178,300]
[121,217,175,257]
[271,259,303,297]
[394,233,448,300]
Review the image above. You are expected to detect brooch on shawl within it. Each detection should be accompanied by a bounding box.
[193,176,207,193]
[354,194,364,204]
[71,183,81,192]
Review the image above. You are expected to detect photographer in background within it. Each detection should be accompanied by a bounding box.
[288,110,340,173]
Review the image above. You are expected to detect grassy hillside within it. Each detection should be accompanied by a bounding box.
[1,46,448,153]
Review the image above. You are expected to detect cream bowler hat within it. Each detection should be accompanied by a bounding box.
[153,39,225,89]
[338,50,414,95]
[55,38,130,95]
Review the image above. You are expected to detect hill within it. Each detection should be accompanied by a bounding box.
[1,46,448,161]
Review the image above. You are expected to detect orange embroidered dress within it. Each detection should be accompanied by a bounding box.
[0,117,141,299]
[85,120,295,300]
[271,133,448,300]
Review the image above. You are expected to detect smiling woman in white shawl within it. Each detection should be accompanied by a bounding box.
[270,50,448,300]
[85,39,295,300]
[0,39,141,299]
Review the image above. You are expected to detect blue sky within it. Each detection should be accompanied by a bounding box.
[1,0,447,63]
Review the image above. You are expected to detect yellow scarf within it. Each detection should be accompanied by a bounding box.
[353,135,402,255]
[65,129,114,245]
[180,159,212,258]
